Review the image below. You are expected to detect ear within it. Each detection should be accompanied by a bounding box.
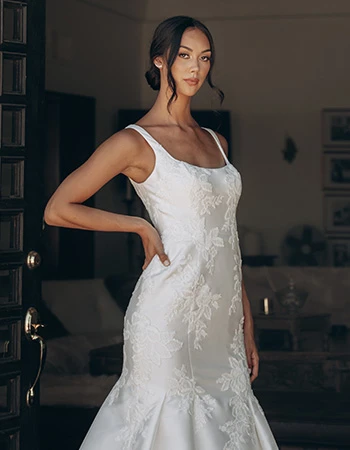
[153,57,163,69]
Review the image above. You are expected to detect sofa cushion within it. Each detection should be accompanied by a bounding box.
[44,332,123,374]
[42,278,125,335]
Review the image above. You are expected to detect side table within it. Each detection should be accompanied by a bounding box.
[253,313,331,351]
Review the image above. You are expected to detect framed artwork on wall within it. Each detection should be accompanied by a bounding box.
[322,109,350,147]
[324,194,350,233]
[328,237,350,267]
[323,152,350,189]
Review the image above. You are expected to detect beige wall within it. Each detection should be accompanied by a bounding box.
[45,1,350,275]
[141,10,350,260]
[144,0,350,20]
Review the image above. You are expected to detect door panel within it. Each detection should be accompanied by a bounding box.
[0,1,46,449]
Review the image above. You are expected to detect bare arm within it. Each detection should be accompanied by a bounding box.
[44,129,144,232]
[44,129,170,268]
[242,278,259,383]
[242,280,255,336]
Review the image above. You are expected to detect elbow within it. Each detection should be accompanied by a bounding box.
[44,200,63,226]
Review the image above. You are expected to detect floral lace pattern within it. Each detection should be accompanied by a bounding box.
[191,171,224,216]
[168,271,221,350]
[216,312,258,449]
[230,316,245,354]
[124,311,183,386]
[222,172,242,242]
[169,364,217,433]
[114,392,155,450]
[229,259,243,316]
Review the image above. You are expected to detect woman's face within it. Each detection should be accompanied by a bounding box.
[158,27,212,97]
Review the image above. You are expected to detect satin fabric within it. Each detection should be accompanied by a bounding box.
[79,124,278,450]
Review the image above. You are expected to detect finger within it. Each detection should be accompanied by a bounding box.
[158,252,170,266]
[250,356,259,383]
[142,258,151,270]
[246,350,252,370]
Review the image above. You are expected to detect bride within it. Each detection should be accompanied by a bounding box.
[45,15,278,450]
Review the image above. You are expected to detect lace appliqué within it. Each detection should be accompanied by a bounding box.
[217,356,250,394]
[230,316,245,355]
[169,365,217,433]
[169,272,221,350]
[222,172,242,250]
[114,392,155,450]
[202,226,224,274]
[166,257,221,350]
[219,405,256,450]
[229,258,242,316]
[216,316,257,449]
[108,311,183,449]
[124,311,183,386]
[106,354,154,450]
[106,369,128,407]
[192,172,224,216]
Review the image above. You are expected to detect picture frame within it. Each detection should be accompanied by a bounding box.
[324,194,350,233]
[328,237,350,267]
[322,109,350,148]
[323,152,350,189]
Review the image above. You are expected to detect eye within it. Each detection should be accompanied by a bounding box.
[201,55,211,62]
[178,52,189,58]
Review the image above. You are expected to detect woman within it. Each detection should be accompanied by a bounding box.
[45,15,278,450]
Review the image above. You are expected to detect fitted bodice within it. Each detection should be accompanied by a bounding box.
[125,124,242,250]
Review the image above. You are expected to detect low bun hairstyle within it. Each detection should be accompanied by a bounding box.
[145,63,161,91]
[145,16,224,112]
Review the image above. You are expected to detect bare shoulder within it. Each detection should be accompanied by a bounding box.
[93,127,151,171]
[98,126,154,182]
[101,127,144,157]
[214,132,229,158]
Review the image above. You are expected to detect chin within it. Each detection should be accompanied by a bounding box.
[179,84,202,97]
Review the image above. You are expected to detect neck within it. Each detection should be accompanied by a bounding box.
[150,85,196,128]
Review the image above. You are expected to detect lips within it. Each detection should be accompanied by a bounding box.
[184,78,199,86]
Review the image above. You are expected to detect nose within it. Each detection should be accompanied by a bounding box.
[190,60,199,74]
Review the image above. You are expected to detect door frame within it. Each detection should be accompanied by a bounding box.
[0,1,46,449]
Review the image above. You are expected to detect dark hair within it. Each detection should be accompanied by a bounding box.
[145,16,224,112]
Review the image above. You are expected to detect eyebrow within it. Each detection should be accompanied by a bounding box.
[180,45,211,53]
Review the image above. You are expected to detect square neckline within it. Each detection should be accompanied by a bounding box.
[130,123,230,171]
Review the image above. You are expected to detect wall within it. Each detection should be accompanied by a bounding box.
[141,3,350,262]
[144,0,350,21]
[45,0,143,276]
[45,1,350,275]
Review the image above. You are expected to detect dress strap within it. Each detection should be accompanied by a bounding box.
[202,127,230,166]
[125,124,159,151]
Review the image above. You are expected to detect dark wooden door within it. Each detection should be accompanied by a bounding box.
[0,1,46,449]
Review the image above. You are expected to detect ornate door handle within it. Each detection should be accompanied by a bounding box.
[24,307,47,407]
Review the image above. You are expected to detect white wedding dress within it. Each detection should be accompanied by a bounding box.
[79,124,278,450]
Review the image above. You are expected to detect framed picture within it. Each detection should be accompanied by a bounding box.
[328,237,350,267]
[324,194,350,233]
[323,153,350,189]
[322,109,350,147]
